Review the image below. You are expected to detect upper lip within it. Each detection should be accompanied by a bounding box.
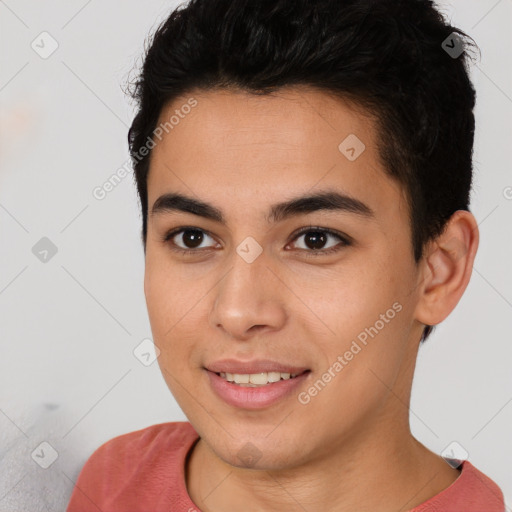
[205,359,310,375]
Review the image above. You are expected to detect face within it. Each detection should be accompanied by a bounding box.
[144,86,425,470]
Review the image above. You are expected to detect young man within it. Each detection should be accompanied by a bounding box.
[66,0,506,510]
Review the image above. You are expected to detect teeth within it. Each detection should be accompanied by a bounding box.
[267,372,281,383]
[233,373,249,384]
[218,371,301,386]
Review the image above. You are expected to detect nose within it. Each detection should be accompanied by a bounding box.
[208,247,288,341]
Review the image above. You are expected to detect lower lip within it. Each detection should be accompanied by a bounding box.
[206,370,310,410]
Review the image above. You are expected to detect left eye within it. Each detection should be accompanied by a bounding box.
[162,226,351,257]
[290,227,349,254]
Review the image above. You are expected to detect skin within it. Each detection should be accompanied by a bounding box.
[143,86,479,512]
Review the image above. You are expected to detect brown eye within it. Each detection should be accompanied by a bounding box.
[162,225,351,258]
[176,229,206,249]
[163,227,218,254]
[289,226,351,257]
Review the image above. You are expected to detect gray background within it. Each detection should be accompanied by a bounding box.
[1,0,511,510]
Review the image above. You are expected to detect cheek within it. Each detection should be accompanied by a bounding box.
[144,262,206,372]
[317,266,409,387]
[144,257,194,328]
[301,312,408,436]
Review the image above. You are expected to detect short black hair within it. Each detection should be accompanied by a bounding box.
[126,0,479,344]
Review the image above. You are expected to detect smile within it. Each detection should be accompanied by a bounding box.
[217,371,305,387]
[207,369,311,409]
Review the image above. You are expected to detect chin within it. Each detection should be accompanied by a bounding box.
[210,432,309,471]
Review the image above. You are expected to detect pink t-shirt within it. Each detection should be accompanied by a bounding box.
[66,421,505,511]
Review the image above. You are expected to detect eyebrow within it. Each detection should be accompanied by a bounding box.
[149,189,376,224]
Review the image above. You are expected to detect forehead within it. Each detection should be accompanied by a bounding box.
[147,86,406,226]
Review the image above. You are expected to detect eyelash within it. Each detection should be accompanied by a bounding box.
[161,225,351,258]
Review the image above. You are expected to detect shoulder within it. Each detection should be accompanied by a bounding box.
[455,460,505,508]
[88,421,198,464]
[412,460,505,511]
[66,421,199,511]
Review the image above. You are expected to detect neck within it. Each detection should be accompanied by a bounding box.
[185,415,461,512]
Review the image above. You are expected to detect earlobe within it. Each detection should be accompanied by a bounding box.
[414,210,479,328]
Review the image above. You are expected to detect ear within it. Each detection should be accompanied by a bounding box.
[413,210,479,328]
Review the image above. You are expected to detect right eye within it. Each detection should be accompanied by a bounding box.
[162,227,219,255]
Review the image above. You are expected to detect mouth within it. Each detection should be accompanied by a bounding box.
[214,370,310,387]
[205,363,312,409]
